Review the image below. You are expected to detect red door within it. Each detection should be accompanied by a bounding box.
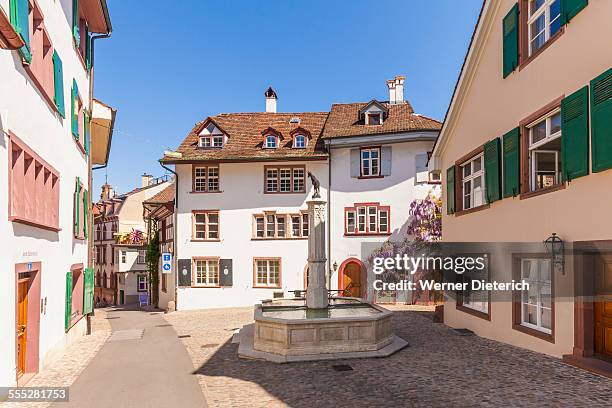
[595,254,612,360]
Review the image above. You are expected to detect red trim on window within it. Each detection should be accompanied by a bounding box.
[344,203,391,236]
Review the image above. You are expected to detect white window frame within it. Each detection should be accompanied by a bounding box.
[366,112,382,125]
[254,258,281,288]
[279,168,292,192]
[193,166,220,192]
[361,147,380,177]
[137,274,148,292]
[528,0,561,56]
[265,135,278,149]
[346,204,390,235]
[137,250,146,264]
[193,258,219,287]
[520,258,552,334]
[461,153,486,210]
[527,109,562,191]
[294,134,306,148]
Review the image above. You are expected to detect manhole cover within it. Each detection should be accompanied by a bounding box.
[178,334,191,338]
[332,364,353,372]
[201,343,219,348]
[453,328,475,336]
[108,329,144,342]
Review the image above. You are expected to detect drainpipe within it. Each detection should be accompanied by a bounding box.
[159,161,178,311]
[326,141,332,291]
[86,25,112,332]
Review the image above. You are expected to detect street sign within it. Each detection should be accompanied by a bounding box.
[162,252,172,274]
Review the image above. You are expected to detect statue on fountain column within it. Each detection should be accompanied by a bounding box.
[307,171,321,199]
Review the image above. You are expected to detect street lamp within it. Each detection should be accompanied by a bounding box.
[544,233,564,275]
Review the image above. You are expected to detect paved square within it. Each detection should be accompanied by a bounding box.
[164,305,612,408]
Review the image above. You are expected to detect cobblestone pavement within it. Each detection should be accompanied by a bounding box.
[1,309,111,408]
[164,305,612,408]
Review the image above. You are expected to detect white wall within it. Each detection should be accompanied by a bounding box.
[328,140,439,300]
[0,1,91,387]
[175,161,328,310]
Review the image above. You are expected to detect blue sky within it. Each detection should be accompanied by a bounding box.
[93,0,482,195]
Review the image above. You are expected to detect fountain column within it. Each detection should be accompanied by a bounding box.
[306,199,328,309]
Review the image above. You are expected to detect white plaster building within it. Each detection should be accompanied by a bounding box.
[158,78,441,311]
[0,0,113,389]
[93,175,170,305]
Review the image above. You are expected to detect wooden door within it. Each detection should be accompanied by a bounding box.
[595,254,612,359]
[17,280,29,377]
[343,262,362,298]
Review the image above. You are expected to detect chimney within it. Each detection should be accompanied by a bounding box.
[387,75,405,104]
[100,183,114,200]
[265,86,277,113]
[141,173,153,188]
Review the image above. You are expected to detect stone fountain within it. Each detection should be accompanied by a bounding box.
[237,197,408,362]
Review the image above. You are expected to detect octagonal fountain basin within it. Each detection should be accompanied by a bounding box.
[250,297,398,358]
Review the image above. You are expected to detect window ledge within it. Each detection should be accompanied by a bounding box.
[251,237,308,241]
[344,232,391,237]
[190,239,221,242]
[512,323,554,343]
[358,175,384,180]
[9,216,60,232]
[454,204,490,217]
[190,191,223,194]
[191,285,222,288]
[520,184,565,200]
[456,304,491,321]
[519,27,565,72]
[264,191,306,195]
[253,286,282,290]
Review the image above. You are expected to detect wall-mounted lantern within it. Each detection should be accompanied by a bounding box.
[544,233,564,275]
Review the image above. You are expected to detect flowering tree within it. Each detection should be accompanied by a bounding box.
[367,192,442,302]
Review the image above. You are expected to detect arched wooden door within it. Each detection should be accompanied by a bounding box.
[342,261,362,298]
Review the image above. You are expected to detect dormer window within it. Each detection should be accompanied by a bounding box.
[199,123,224,148]
[294,135,306,149]
[366,113,382,125]
[265,135,278,149]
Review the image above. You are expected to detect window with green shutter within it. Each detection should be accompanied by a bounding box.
[83,189,88,238]
[561,0,588,25]
[65,271,73,331]
[74,178,80,236]
[52,51,65,118]
[71,80,79,139]
[503,128,520,197]
[502,3,519,78]
[10,0,32,63]
[84,110,90,155]
[591,67,612,173]
[484,139,502,203]
[85,29,92,71]
[561,86,589,180]
[83,268,94,315]
[72,0,80,46]
[446,166,456,214]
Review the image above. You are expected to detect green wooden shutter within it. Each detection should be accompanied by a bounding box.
[503,128,520,197]
[74,178,80,235]
[502,3,519,78]
[591,68,612,173]
[52,51,65,118]
[561,0,588,25]
[72,0,80,46]
[83,268,94,315]
[561,86,589,180]
[71,80,79,138]
[446,166,455,214]
[65,271,73,331]
[84,110,90,155]
[83,189,88,238]
[11,0,31,63]
[484,138,502,203]
[85,29,92,70]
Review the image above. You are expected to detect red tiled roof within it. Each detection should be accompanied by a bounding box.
[161,112,329,163]
[144,183,175,204]
[322,102,441,139]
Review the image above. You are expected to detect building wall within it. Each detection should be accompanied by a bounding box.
[0,0,92,387]
[328,140,438,300]
[175,160,328,310]
[437,0,612,357]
